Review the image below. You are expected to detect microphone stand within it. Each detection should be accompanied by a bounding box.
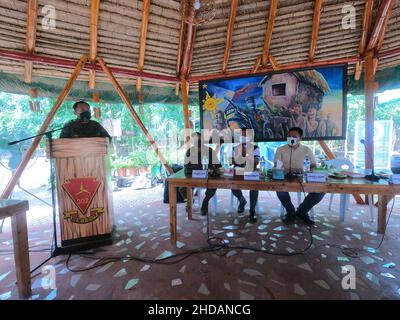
[361,140,380,182]
[8,127,64,258]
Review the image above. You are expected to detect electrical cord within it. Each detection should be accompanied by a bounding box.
[61,196,396,273]
[25,156,397,273]
[294,172,397,258]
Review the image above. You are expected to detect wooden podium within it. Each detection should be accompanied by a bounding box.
[49,137,114,251]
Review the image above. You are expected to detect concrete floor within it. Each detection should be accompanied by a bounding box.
[0,185,400,300]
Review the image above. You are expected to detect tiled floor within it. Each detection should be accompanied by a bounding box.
[0,186,400,300]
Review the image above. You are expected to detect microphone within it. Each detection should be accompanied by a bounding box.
[360,139,380,182]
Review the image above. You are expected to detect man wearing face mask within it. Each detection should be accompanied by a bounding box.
[59,101,111,139]
[231,128,260,222]
[274,127,324,225]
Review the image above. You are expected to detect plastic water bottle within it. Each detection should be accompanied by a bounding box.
[303,155,311,173]
[260,156,266,174]
[202,155,209,171]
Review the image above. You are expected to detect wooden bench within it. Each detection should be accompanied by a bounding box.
[0,199,31,298]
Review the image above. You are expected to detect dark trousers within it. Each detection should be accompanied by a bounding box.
[276,192,325,215]
[201,189,217,210]
[232,189,259,212]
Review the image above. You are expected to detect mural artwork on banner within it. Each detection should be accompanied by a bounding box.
[199,64,347,142]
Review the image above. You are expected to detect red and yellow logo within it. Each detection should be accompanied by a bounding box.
[62,177,104,224]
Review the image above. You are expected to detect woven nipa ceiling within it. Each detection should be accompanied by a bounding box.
[0,0,399,97]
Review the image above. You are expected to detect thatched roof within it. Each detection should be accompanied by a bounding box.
[0,0,399,98]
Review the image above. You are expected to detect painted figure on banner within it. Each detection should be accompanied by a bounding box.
[200,66,344,141]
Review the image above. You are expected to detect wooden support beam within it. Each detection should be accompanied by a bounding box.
[24,0,38,83]
[355,0,374,81]
[262,0,279,67]
[375,1,395,52]
[1,55,87,199]
[354,61,363,81]
[180,3,196,78]
[252,56,262,74]
[222,0,238,73]
[269,55,279,70]
[190,55,359,82]
[367,0,395,51]
[98,57,173,175]
[308,0,323,62]
[136,0,151,93]
[187,27,196,76]
[181,77,191,143]
[364,50,375,171]
[89,0,100,89]
[176,0,186,76]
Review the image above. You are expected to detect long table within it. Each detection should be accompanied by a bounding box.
[167,170,400,246]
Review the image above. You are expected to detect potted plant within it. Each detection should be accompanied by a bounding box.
[114,157,129,177]
[127,156,139,177]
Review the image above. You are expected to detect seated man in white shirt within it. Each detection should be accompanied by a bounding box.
[274,127,325,225]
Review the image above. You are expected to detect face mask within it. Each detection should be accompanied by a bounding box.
[287,137,298,147]
[79,110,91,120]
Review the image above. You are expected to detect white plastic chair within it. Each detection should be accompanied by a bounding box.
[193,188,218,216]
[325,159,374,222]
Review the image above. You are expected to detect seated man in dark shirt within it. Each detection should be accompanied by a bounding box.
[184,132,221,216]
[59,100,111,139]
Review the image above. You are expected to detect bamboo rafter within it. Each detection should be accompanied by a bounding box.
[355,0,374,80]
[89,0,100,89]
[136,0,151,93]
[24,0,38,84]
[1,55,88,199]
[180,0,196,79]
[222,0,238,73]
[98,57,173,175]
[367,0,396,51]
[262,0,279,67]
[309,0,323,62]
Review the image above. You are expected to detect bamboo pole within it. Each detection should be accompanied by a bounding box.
[98,57,173,175]
[0,49,179,83]
[180,2,196,78]
[176,0,186,76]
[24,0,38,83]
[181,77,190,143]
[1,54,87,199]
[269,55,280,70]
[89,0,100,89]
[252,56,262,74]
[364,50,375,171]
[309,0,323,62]
[262,0,279,67]
[367,0,395,51]
[187,27,196,76]
[190,55,360,82]
[354,0,374,80]
[222,0,238,73]
[136,0,151,93]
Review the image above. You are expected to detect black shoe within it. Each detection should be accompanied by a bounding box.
[200,208,208,216]
[296,211,315,225]
[237,199,247,213]
[282,212,296,223]
[249,210,257,223]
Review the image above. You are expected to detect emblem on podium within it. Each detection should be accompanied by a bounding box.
[62,177,104,224]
